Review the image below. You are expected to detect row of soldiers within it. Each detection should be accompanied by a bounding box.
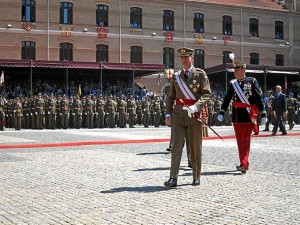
[1,92,298,131]
[0,93,166,130]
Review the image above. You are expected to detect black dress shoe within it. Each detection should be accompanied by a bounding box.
[271,133,276,136]
[281,132,287,135]
[164,178,177,187]
[192,180,200,186]
[263,129,269,131]
[166,147,172,152]
[236,165,248,174]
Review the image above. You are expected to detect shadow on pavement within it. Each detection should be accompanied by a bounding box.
[133,167,170,172]
[201,170,242,176]
[100,186,171,193]
[136,152,170,155]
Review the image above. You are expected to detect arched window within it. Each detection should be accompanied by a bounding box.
[223,51,232,64]
[60,43,73,61]
[275,21,284,39]
[249,18,259,37]
[194,13,204,33]
[163,10,174,31]
[250,53,259,65]
[22,0,36,22]
[194,49,205,69]
[275,54,284,66]
[60,2,73,24]
[130,46,143,63]
[21,41,36,60]
[163,47,174,68]
[130,7,142,29]
[96,4,109,27]
[96,44,109,62]
[222,15,232,36]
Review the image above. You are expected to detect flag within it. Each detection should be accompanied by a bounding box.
[78,84,82,96]
[284,76,287,90]
[157,73,161,86]
[0,71,4,86]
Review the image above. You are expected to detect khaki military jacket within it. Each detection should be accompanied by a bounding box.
[166,67,211,126]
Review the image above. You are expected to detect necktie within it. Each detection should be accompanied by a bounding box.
[184,70,189,80]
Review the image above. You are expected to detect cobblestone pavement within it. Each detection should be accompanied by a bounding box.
[0,125,299,225]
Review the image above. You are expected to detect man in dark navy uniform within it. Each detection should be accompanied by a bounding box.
[271,85,287,135]
[217,53,267,174]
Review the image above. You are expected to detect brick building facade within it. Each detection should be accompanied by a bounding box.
[0,0,299,96]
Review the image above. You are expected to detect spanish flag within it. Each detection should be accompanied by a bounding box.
[78,84,82,96]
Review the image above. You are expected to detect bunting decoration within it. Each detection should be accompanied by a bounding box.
[223,35,230,45]
[164,31,174,42]
[97,26,109,38]
[23,22,32,32]
[61,25,72,37]
[195,34,204,44]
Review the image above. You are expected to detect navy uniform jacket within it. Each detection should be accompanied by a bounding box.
[272,93,287,114]
[220,77,265,123]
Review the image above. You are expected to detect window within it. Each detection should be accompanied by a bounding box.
[275,21,284,39]
[60,43,73,61]
[96,44,109,62]
[275,54,284,66]
[60,2,73,25]
[249,18,259,37]
[250,53,259,65]
[163,47,174,68]
[222,15,232,36]
[130,7,142,29]
[96,4,109,27]
[194,13,204,33]
[21,41,36,60]
[130,46,142,63]
[163,10,174,31]
[22,0,36,22]
[194,49,205,69]
[223,51,232,64]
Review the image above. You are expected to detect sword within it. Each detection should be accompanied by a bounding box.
[196,116,224,141]
[182,103,224,141]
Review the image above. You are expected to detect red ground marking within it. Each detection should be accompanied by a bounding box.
[0,133,299,150]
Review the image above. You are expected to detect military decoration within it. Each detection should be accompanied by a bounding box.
[243,82,252,98]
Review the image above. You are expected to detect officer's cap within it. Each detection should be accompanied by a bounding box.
[233,62,246,69]
[177,47,194,57]
[230,52,246,69]
[267,90,273,93]
[289,93,293,96]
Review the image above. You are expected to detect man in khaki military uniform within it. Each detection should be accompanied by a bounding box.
[0,97,6,130]
[287,93,297,130]
[13,97,22,130]
[164,47,212,187]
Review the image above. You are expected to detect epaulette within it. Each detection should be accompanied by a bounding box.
[196,68,205,73]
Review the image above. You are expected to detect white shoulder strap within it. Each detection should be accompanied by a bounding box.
[231,79,250,113]
[175,72,196,100]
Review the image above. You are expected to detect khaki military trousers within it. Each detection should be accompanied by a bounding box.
[170,122,203,181]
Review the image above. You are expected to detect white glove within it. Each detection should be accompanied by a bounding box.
[183,105,198,118]
[261,117,267,125]
[217,114,224,122]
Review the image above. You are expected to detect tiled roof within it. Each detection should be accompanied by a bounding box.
[188,0,285,11]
